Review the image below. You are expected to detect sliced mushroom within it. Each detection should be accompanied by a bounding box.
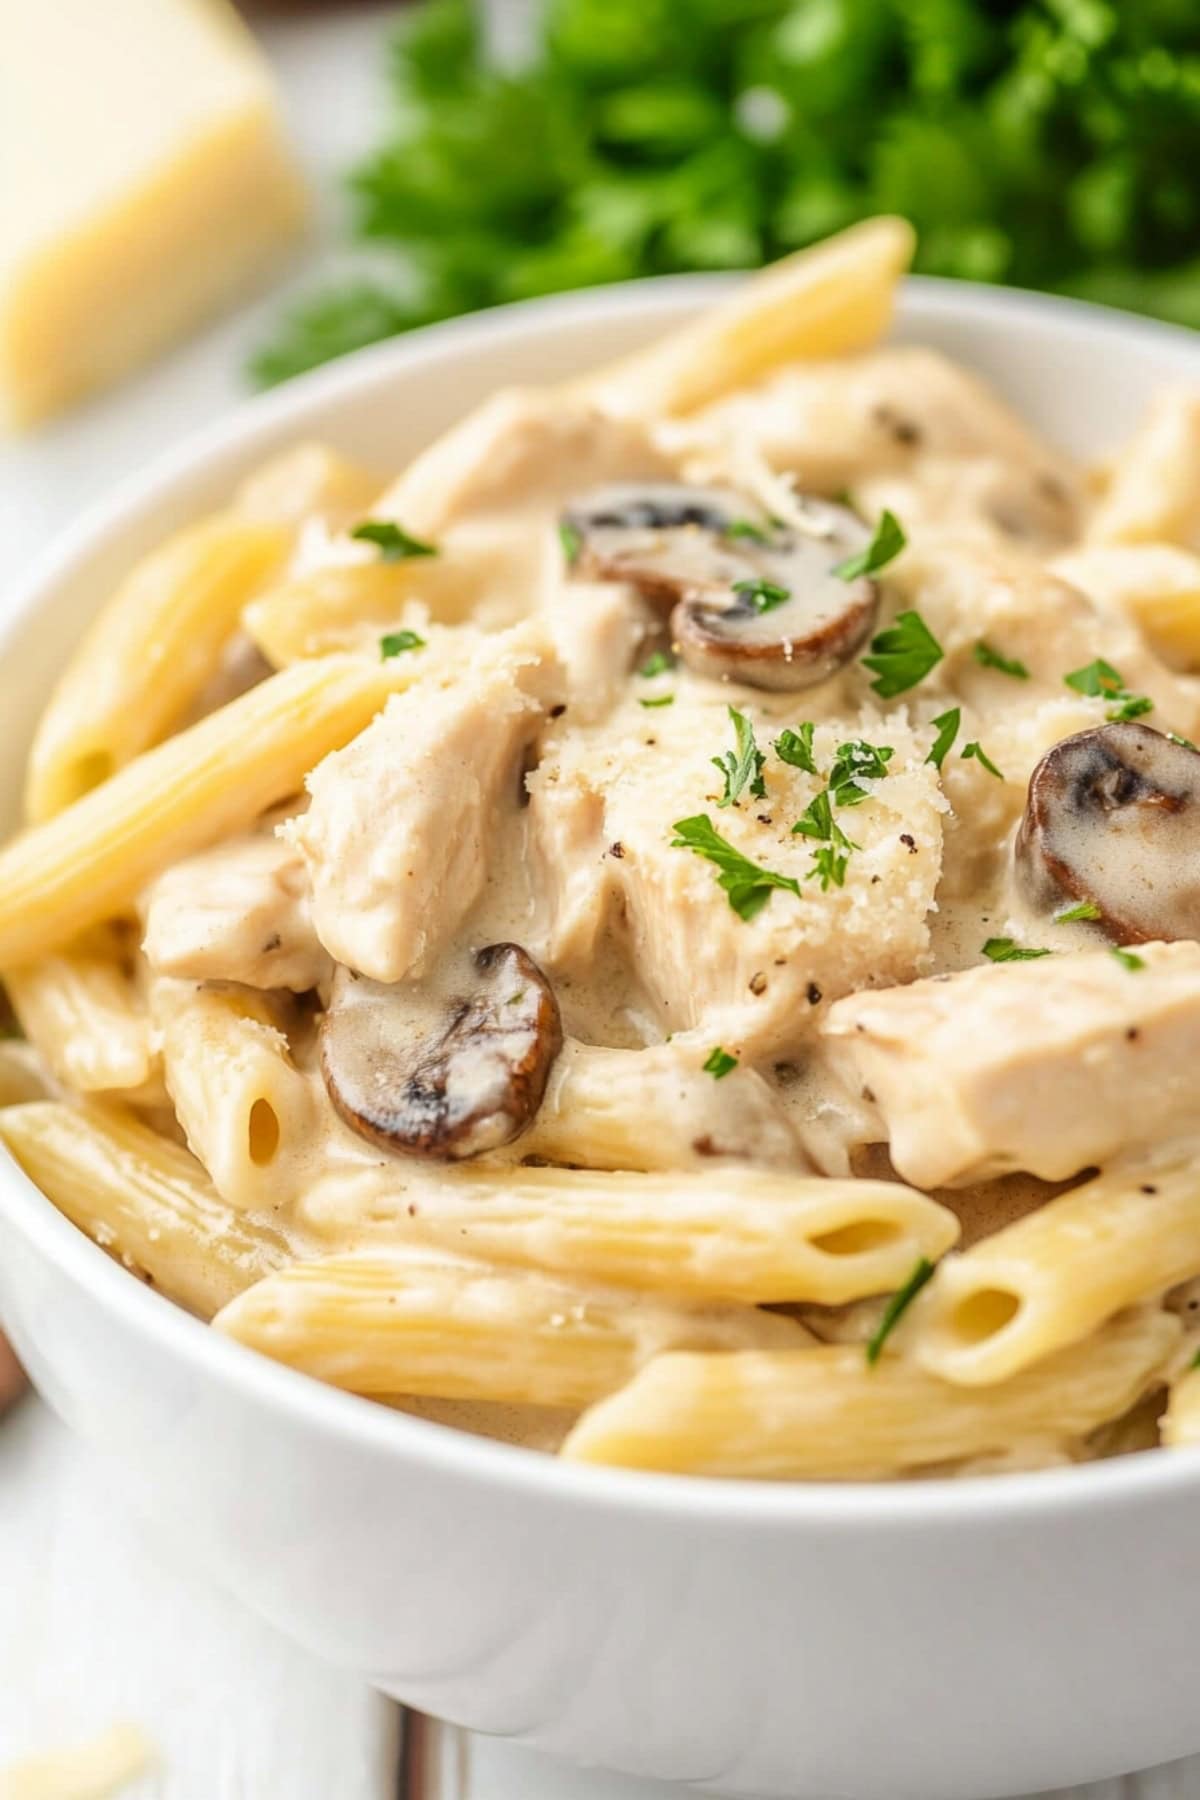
[321,944,563,1159]
[1015,722,1200,943]
[561,482,877,691]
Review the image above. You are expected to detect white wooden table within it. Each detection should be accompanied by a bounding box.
[1,9,1197,1795]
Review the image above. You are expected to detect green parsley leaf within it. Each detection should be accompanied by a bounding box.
[639,650,676,678]
[828,737,894,805]
[731,576,790,615]
[351,520,438,561]
[1064,658,1126,698]
[559,519,583,563]
[973,641,1030,680]
[713,706,767,808]
[1189,1348,1200,1372]
[773,723,818,775]
[791,790,856,850]
[862,610,944,698]
[926,707,961,771]
[982,937,1053,962]
[866,1257,936,1366]
[639,694,675,709]
[1064,658,1153,723]
[807,844,850,891]
[1054,900,1102,923]
[380,629,427,658]
[832,510,906,581]
[1108,694,1154,721]
[724,519,771,545]
[962,740,1004,779]
[1111,946,1146,971]
[1169,732,1200,751]
[702,1046,738,1079]
[670,814,800,921]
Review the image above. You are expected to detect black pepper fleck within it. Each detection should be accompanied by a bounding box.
[609,841,626,859]
[807,982,822,1005]
[899,833,917,854]
[749,971,767,995]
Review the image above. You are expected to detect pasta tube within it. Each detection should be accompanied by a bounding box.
[25,513,288,821]
[0,1102,289,1317]
[0,655,398,969]
[305,1161,959,1306]
[1162,1363,1200,1449]
[561,1308,1180,1479]
[159,986,316,1211]
[0,1041,53,1108]
[234,441,382,529]
[908,1157,1200,1386]
[1052,543,1200,671]
[214,1246,809,1408]
[3,937,156,1094]
[579,215,915,419]
[520,1039,806,1173]
[1087,391,1200,551]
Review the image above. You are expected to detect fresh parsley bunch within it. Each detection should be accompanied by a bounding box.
[253,0,1200,385]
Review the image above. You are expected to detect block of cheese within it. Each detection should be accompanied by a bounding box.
[0,0,308,429]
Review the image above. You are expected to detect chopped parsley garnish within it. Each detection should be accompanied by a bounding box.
[773,722,819,775]
[351,519,437,561]
[962,740,1004,779]
[828,737,894,805]
[1055,899,1102,923]
[639,694,675,708]
[862,610,944,698]
[808,845,850,891]
[832,509,906,581]
[558,518,583,562]
[732,576,790,614]
[1169,731,1200,751]
[671,814,800,921]
[703,1046,738,1079]
[866,1257,935,1366]
[1064,658,1153,722]
[926,707,961,771]
[380,629,426,658]
[713,706,767,808]
[983,937,1053,962]
[792,787,858,890]
[639,649,676,678]
[1111,946,1146,971]
[791,790,856,849]
[973,641,1030,680]
[725,519,772,545]
[1190,1348,1200,1372]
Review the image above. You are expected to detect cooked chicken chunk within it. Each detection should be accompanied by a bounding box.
[825,940,1200,1187]
[141,835,331,993]
[287,626,564,982]
[528,690,946,1057]
[669,346,1084,545]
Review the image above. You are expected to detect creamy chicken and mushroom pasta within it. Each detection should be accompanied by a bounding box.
[5,218,1200,1480]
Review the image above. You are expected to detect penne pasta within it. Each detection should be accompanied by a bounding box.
[0,1101,289,1317]
[1087,390,1200,551]
[302,1160,959,1306]
[519,1039,806,1173]
[158,985,316,1211]
[560,1308,1180,1479]
[906,1155,1200,1386]
[213,1246,810,1407]
[1052,543,1200,672]
[25,513,288,822]
[3,935,156,1095]
[1162,1362,1200,1449]
[234,441,382,530]
[0,655,398,970]
[577,215,915,419]
[0,1040,53,1108]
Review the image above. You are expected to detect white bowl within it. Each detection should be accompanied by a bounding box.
[2,278,1199,1800]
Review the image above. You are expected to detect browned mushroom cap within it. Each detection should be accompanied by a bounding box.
[1015,722,1200,943]
[561,483,877,691]
[321,944,563,1160]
